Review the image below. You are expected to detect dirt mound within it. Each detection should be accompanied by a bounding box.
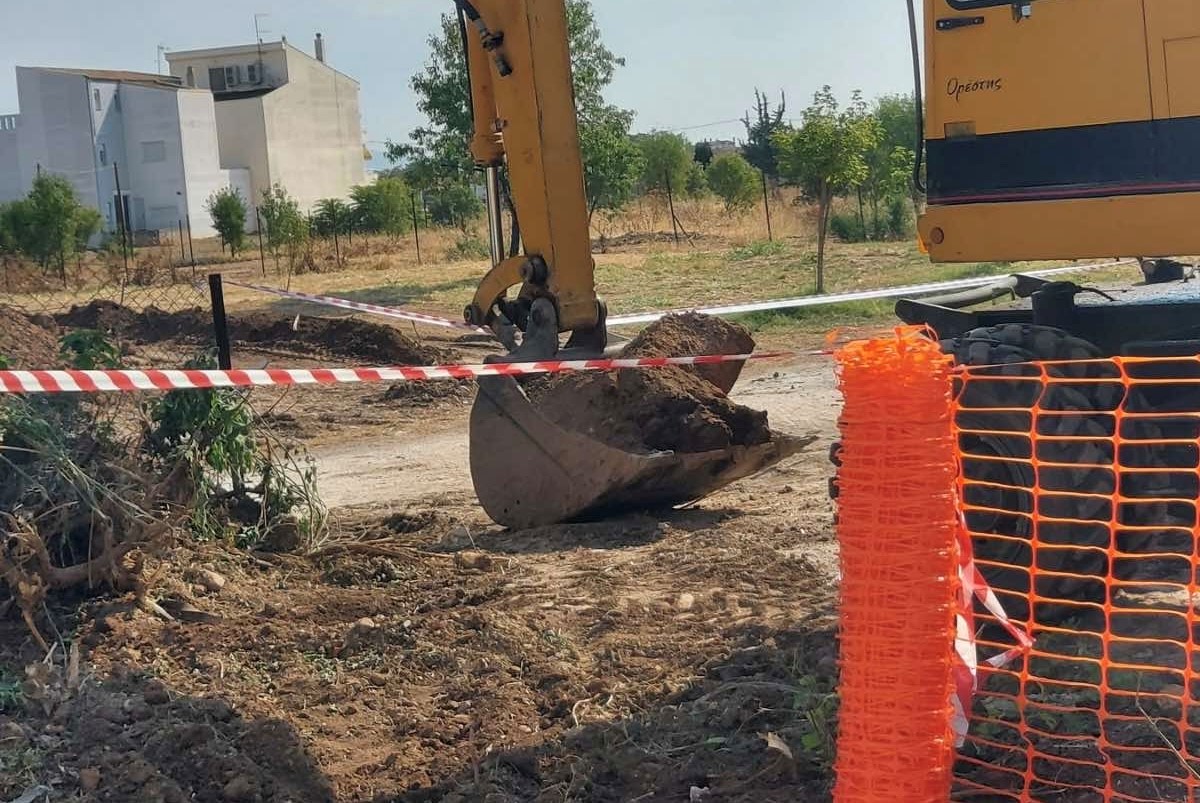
[56,671,334,802]
[54,301,454,366]
[527,313,771,454]
[623,311,756,392]
[0,306,59,368]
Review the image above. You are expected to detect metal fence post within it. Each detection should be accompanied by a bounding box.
[207,273,233,370]
[761,170,774,242]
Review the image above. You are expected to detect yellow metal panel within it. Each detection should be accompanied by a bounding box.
[1145,0,1200,118]
[472,0,597,332]
[925,0,1152,138]
[920,192,1200,262]
[1166,37,1200,117]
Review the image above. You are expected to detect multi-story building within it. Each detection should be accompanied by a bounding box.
[0,67,239,238]
[0,34,367,238]
[165,35,367,211]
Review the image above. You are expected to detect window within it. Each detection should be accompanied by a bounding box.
[224,65,241,87]
[208,67,227,92]
[185,66,196,88]
[142,140,166,164]
[246,63,259,84]
[93,89,101,111]
[98,143,107,166]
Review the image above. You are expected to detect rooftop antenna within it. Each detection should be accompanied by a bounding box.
[254,13,271,44]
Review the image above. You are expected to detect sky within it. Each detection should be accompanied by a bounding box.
[0,0,923,166]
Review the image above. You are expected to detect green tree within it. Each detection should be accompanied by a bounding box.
[579,104,643,222]
[206,188,247,257]
[7,175,100,278]
[741,89,787,180]
[311,198,352,239]
[684,162,709,199]
[774,87,882,294]
[863,94,919,237]
[707,153,759,212]
[389,0,639,227]
[634,131,693,196]
[694,142,715,168]
[350,178,415,237]
[426,185,483,229]
[258,185,306,272]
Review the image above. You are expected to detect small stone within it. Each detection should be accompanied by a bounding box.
[79,767,101,792]
[367,672,389,687]
[222,775,256,801]
[454,552,494,572]
[186,569,227,594]
[675,592,696,612]
[778,485,795,494]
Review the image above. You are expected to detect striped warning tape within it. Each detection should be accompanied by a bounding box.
[224,259,1133,333]
[224,280,488,333]
[0,352,789,395]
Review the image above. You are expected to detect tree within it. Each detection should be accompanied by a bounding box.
[694,142,715,168]
[707,153,759,212]
[258,185,306,272]
[0,175,103,281]
[774,87,882,294]
[390,0,640,227]
[311,198,352,239]
[741,89,787,180]
[350,178,414,238]
[634,131,693,196]
[684,162,709,199]
[206,188,247,257]
[426,185,483,229]
[579,104,643,223]
[863,94,920,237]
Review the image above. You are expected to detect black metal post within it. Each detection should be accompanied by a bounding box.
[255,208,267,277]
[332,206,341,266]
[411,192,422,265]
[186,216,197,276]
[178,219,187,259]
[113,162,130,296]
[207,273,233,370]
[664,170,680,245]
[761,171,774,242]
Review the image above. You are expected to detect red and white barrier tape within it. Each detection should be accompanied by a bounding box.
[950,509,1034,747]
[223,280,489,333]
[0,352,788,395]
[222,260,1131,334]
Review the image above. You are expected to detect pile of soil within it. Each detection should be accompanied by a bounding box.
[54,300,454,366]
[0,306,60,368]
[527,313,772,454]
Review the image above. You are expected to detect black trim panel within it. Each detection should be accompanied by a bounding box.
[927,116,1200,205]
[946,0,1010,8]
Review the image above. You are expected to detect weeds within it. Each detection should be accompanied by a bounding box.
[0,667,23,712]
[729,240,788,261]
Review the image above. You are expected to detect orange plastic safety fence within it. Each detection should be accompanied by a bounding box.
[834,327,959,802]
[954,353,1200,802]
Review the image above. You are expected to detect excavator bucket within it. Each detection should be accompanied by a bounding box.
[469,373,815,530]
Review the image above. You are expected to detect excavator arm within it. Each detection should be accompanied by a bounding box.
[456,0,604,355]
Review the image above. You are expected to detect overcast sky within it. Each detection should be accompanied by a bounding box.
[0,0,922,161]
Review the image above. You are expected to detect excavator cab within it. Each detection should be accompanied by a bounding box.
[453,0,806,529]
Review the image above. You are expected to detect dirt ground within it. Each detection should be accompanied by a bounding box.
[0,306,845,802]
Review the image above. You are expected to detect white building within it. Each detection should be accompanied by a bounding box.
[166,35,367,212]
[0,34,367,239]
[0,67,241,238]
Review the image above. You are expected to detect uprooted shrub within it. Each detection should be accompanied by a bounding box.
[1,335,325,649]
[143,354,326,551]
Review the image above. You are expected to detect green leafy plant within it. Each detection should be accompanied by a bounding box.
[350,178,414,238]
[206,187,247,256]
[144,354,325,549]
[59,329,121,369]
[707,153,760,212]
[259,184,308,275]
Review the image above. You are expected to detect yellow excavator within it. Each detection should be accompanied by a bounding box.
[455,0,1200,535]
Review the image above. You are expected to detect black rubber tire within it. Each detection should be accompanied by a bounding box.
[947,324,1120,622]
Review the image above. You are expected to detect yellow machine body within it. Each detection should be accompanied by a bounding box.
[920,0,1200,262]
